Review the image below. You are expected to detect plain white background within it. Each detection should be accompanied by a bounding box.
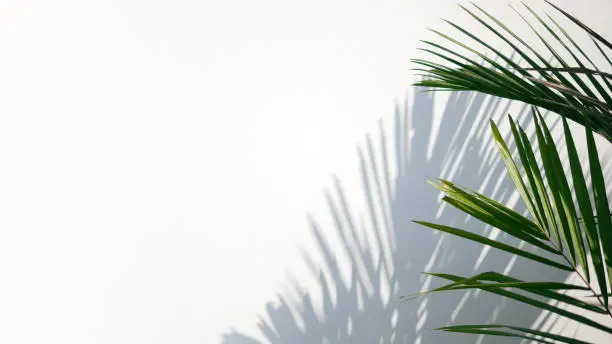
[1,0,611,343]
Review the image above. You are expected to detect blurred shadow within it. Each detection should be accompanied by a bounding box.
[222,88,583,343]
[221,333,261,344]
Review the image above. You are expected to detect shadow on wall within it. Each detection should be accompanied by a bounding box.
[222,88,612,344]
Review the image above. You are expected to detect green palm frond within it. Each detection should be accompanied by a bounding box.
[413,1,612,141]
[437,324,591,344]
[412,111,612,343]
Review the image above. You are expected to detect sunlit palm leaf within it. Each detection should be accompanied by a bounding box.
[438,324,592,344]
[413,2,612,141]
[422,271,608,316]
[562,115,609,308]
[429,272,612,334]
[412,113,612,343]
[413,221,570,271]
[584,116,612,305]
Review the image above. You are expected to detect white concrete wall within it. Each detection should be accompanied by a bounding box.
[1,0,611,343]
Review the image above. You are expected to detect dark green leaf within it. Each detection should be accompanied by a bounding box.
[413,221,569,271]
[584,116,612,307]
[438,324,593,344]
[431,273,612,334]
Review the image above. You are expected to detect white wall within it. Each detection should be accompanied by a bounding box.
[1,0,611,343]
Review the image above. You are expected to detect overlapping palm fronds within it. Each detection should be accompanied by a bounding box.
[413,1,612,142]
[412,109,612,343]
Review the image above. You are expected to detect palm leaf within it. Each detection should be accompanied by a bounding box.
[563,115,609,308]
[522,67,612,80]
[422,271,608,316]
[412,113,612,343]
[412,221,570,271]
[413,2,612,141]
[584,116,612,306]
[429,272,612,334]
[438,324,592,344]
[544,0,612,50]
